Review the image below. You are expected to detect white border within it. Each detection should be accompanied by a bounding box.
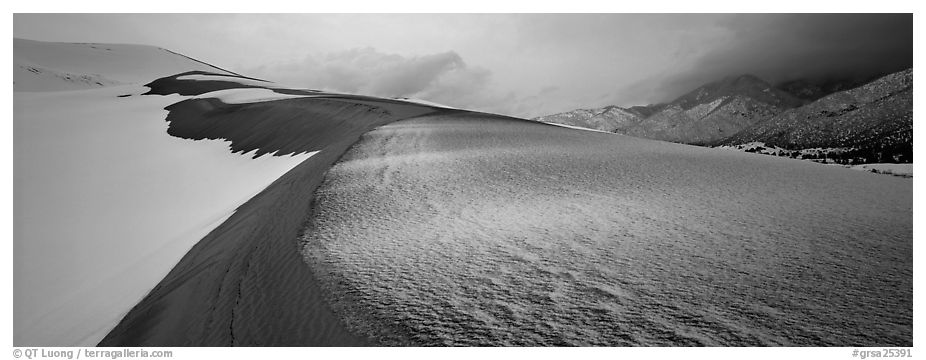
[4,7,922,360]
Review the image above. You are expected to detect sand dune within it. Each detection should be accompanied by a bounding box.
[301,113,912,346]
[99,90,446,346]
[14,38,235,92]
[16,38,911,347]
[14,43,449,345]
[13,84,324,346]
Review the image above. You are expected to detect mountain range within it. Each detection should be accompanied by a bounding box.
[534,69,913,163]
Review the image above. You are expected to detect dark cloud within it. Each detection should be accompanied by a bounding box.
[538,86,561,96]
[649,13,913,105]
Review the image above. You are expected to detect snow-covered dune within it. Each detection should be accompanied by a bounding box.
[14,38,235,92]
[14,39,443,346]
[98,90,441,347]
[14,85,317,346]
[392,97,460,110]
[302,114,912,346]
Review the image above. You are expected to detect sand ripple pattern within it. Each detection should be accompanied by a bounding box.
[301,115,912,346]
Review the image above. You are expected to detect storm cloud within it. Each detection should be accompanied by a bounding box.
[14,13,915,117]
[245,48,493,105]
[646,13,913,104]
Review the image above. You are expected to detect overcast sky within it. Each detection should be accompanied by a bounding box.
[14,13,913,118]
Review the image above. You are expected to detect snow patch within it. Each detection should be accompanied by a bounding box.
[15,84,314,346]
[14,62,124,92]
[176,73,276,87]
[392,97,459,109]
[193,87,325,104]
[705,96,727,113]
[14,38,233,91]
[541,121,615,134]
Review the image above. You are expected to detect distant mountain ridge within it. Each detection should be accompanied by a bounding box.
[534,68,912,163]
[719,68,912,162]
[536,74,806,144]
[776,76,882,102]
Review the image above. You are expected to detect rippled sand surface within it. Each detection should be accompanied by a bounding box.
[302,114,912,346]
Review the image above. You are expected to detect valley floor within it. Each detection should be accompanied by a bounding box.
[847,163,913,177]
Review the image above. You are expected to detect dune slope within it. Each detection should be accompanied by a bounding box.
[14,38,236,92]
[16,39,461,346]
[98,91,443,346]
[301,113,911,346]
[13,85,321,346]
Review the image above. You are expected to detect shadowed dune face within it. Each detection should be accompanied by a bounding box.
[301,114,911,346]
[162,97,430,158]
[148,71,446,158]
[100,147,368,346]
